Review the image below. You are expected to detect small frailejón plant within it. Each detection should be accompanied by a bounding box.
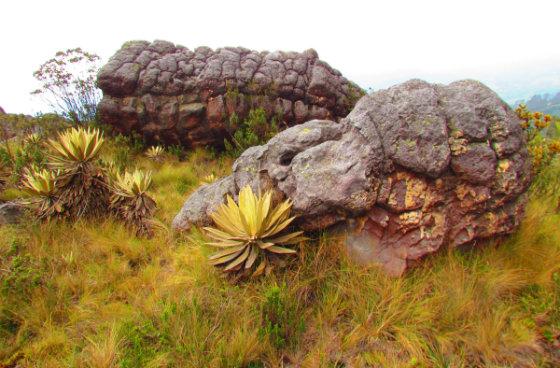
[24,133,41,145]
[21,167,60,219]
[204,186,306,277]
[201,173,217,184]
[47,127,109,218]
[145,146,165,162]
[110,169,157,237]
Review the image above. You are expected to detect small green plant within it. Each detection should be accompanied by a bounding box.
[204,185,305,277]
[119,319,169,368]
[145,146,165,162]
[113,132,145,155]
[112,145,131,171]
[167,145,184,160]
[258,283,306,349]
[1,254,43,299]
[224,108,278,157]
[110,169,157,237]
[0,141,47,184]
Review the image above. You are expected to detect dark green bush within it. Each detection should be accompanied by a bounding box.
[224,108,278,157]
[0,141,47,184]
[259,283,305,349]
[0,113,70,142]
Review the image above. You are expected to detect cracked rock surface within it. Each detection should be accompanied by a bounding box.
[97,40,363,148]
[172,79,532,276]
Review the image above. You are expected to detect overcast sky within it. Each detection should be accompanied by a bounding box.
[2,0,559,114]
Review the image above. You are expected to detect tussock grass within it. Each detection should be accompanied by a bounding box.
[1,143,559,367]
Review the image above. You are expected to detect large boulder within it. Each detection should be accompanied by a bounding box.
[97,40,363,148]
[173,79,532,275]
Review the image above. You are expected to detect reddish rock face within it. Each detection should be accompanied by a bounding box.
[345,169,527,276]
[173,79,532,276]
[97,40,363,148]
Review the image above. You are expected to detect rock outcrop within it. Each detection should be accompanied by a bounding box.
[0,106,5,114]
[97,40,363,148]
[0,201,25,225]
[173,79,532,275]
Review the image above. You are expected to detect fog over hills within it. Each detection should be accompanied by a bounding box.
[349,58,560,108]
[7,56,559,117]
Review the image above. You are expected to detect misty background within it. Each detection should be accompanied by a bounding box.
[2,0,559,114]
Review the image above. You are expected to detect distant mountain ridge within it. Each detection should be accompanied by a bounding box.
[514,91,560,116]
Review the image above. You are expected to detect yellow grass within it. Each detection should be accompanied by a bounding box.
[1,142,559,367]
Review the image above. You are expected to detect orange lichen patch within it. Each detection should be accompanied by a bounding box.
[497,159,511,172]
[448,132,469,156]
[398,210,422,228]
[387,171,428,212]
[455,184,491,209]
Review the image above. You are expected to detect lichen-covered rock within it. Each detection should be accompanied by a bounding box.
[97,40,363,148]
[173,79,532,276]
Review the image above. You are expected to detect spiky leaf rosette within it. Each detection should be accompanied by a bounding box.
[204,185,306,277]
[21,168,62,219]
[110,169,157,237]
[145,146,165,161]
[47,127,109,218]
[48,127,104,169]
[24,133,41,145]
[202,173,217,184]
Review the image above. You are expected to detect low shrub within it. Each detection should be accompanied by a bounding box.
[259,283,306,349]
[31,48,101,123]
[516,104,560,173]
[224,108,278,157]
[0,140,47,185]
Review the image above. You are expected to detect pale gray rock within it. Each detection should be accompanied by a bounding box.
[0,202,25,225]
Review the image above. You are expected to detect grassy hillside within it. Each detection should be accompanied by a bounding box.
[1,133,560,367]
